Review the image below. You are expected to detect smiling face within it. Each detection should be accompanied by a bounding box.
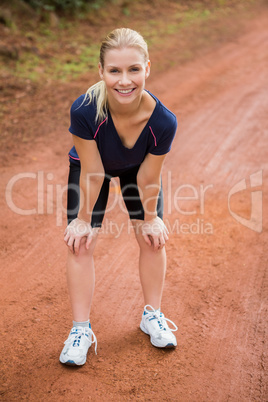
[99,47,150,109]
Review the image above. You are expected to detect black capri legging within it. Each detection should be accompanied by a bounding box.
[67,162,164,227]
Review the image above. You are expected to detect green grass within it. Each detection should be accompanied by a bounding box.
[4,0,263,83]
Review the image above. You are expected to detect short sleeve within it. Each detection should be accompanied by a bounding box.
[150,117,177,156]
[69,96,94,140]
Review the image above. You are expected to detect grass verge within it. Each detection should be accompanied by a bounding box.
[0,0,264,84]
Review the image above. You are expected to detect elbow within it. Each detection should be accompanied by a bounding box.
[137,170,161,189]
[136,170,146,189]
[80,167,105,185]
[90,173,105,187]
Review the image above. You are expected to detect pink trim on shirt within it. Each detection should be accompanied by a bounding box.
[149,126,157,147]
[94,117,107,139]
[69,154,80,160]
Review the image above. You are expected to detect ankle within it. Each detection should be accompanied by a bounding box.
[73,319,90,328]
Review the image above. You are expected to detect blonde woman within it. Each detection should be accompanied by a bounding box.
[60,28,178,366]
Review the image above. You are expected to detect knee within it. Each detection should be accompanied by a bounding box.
[137,239,164,254]
[137,239,149,253]
[82,237,96,254]
[68,236,96,259]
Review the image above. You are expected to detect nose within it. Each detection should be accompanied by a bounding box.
[119,72,131,86]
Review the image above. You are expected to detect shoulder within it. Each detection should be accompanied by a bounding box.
[146,90,177,131]
[158,103,177,132]
[146,91,177,155]
[69,94,99,139]
[70,94,97,121]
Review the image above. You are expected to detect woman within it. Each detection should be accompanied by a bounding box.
[60,28,178,366]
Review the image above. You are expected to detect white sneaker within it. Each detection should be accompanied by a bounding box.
[140,305,178,348]
[59,325,97,366]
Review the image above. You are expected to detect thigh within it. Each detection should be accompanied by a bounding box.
[67,162,111,227]
[119,166,164,221]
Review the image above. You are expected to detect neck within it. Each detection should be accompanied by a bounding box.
[108,92,144,119]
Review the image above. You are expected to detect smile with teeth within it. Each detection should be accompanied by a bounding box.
[116,89,135,94]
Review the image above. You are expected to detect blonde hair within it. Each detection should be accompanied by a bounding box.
[83,28,149,123]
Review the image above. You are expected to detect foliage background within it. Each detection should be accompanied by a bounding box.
[1,0,264,84]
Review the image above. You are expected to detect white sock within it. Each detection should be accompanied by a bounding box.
[73,320,90,328]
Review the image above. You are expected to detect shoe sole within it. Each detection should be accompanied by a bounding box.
[59,352,87,366]
[60,360,85,367]
[59,358,86,366]
[140,322,177,348]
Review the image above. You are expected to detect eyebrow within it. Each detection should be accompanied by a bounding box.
[106,63,143,68]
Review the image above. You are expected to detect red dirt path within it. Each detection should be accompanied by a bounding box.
[1,13,268,402]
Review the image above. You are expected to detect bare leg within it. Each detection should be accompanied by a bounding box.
[132,221,166,310]
[66,235,98,322]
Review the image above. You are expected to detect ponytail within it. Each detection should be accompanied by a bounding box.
[80,80,108,124]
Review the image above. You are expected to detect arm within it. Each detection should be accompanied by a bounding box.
[137,153,169,250]
[64,135,105,255]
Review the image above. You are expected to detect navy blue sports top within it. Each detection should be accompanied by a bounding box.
[68,90,177,176]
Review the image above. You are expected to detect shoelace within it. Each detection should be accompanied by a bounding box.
[65,326,97,354]
[144,304,178,332]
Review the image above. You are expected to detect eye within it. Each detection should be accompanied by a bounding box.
[110,69,119,73]
[130,67,140,72]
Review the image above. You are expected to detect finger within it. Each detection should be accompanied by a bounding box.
[159,233,165,248]
[64,230,72,242]
[161,221,168,233]
[164,224,169,235]
[143,234,152,247]
[162,224,168,236]
[64,232,69,244]
[92,227,100,238]
[151,235,160,251]
[73,237,81,256]
[86,234,93,249]
[163,230,169,241]
[67,236,75,254]
[64,225,71,236]
[65,225,74,236]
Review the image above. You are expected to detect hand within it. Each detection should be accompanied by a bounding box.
[141,216,169,251]
[64,218,96,255]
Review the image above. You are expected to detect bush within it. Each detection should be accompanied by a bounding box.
[21,0,106,12]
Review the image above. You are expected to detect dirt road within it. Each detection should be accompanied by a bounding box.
[1,13,267,401]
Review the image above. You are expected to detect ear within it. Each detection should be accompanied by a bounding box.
[98,62,104,79]
[145,60,151,79]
